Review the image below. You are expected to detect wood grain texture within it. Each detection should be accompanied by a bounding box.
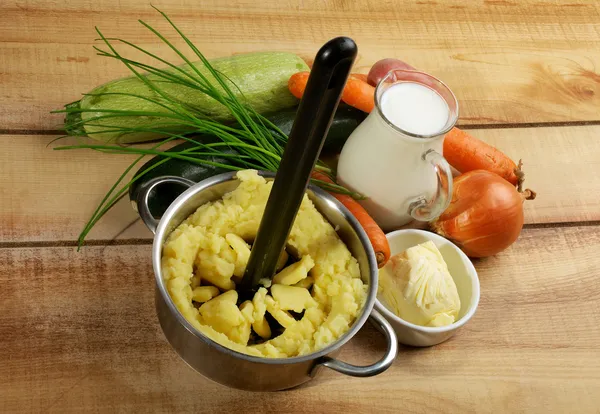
[2,125,599,243]
[0,135,149,243]
[475,125,600,224]
[1,0,600,130]
[2,3,599,411]
[1,225,599,413]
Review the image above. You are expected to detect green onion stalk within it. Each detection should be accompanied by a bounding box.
[52,6,360,249]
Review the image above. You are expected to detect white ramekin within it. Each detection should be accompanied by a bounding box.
[374,229,480,347]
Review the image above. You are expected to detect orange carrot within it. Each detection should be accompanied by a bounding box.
[312,171,390,268]
[288,72,375,113]
[288,72,309,99]
[341,77,375,113]
[443,127,522,187]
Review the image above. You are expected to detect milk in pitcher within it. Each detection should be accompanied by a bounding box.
[337,70,458,231]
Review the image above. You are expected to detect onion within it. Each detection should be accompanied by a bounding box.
[431,170,536,258]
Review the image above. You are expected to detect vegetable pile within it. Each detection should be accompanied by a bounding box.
[52,7,357,249]
[54,8,535,261]
[286,57,536,258]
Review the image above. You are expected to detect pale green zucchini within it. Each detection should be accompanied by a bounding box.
[64,51,309,143]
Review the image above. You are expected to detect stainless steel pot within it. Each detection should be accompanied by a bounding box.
[136,171,398,391]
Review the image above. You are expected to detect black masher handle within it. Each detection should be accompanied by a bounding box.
[239,37,358,298]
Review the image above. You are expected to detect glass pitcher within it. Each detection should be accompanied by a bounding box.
[337,69,459,231]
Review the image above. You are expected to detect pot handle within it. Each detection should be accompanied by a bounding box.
[313,309,398,377]
[136,176,195,235]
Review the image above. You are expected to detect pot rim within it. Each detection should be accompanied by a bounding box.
[152,170,379,364]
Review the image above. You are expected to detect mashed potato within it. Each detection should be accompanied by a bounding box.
[161,170,367,358]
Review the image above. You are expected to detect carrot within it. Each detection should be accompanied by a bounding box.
[288,72,375,113]
[288,72,309,100]
[443,127,523,188]
[311,171,390,268]
[341,77,375,113]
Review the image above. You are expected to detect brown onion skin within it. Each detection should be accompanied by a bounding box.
[431,170,525,258]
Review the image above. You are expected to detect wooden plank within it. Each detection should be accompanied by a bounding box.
[1,0,600,130]
[475,125,600,224]
[1,225,599,413]
[2,125,598,243]
[0,135,149,243]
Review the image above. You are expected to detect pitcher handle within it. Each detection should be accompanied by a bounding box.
[136,176,195,235]
[312,310,398,377]
[409,149,453,222]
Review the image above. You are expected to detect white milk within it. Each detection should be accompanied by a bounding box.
[337,80,455,230]
[380,82,449,136]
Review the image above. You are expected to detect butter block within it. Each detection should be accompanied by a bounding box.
[378,241,461,327]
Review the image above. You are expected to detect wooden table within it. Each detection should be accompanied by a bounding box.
[1,1,599,412]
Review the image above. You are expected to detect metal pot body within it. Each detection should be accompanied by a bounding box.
[137,171,397,391]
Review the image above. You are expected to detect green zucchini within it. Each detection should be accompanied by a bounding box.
[65,52,309,143]
[128,105,365,216]
[266,105,365,154]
